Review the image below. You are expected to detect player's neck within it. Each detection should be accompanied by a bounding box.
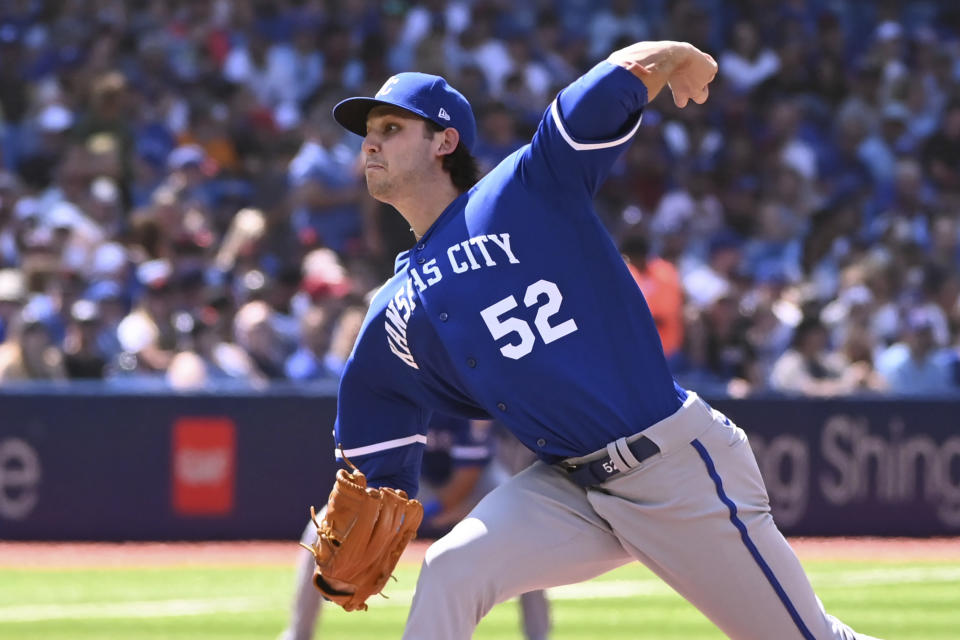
[391,173,462,240]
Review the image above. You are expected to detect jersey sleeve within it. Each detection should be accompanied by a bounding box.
[333,362,427,497]
[519,61,648,197]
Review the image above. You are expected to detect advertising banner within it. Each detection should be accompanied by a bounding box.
[711,398,960,536]
[1,390,957,539]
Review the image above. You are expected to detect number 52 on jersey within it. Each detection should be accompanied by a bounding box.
[480,279,578,360]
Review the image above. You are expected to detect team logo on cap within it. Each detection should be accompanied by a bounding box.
[376,76,400,97]
[438,108,451,121]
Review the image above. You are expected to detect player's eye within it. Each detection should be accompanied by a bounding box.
[365,120,400,136]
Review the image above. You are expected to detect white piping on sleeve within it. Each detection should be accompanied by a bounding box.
[549,99,643,151]
[335,434,428,458]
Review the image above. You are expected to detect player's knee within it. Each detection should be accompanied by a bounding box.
[420,525,495,594]
[421,539,473,584]
[417,541,498,619]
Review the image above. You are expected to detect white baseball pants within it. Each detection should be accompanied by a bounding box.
[401,393,880,640]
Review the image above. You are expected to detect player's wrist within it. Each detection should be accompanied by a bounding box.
[608,41,695,101]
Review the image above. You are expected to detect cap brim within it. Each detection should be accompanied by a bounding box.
[332,97,431,138]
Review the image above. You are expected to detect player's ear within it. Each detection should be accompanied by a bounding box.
[436,128,460,157]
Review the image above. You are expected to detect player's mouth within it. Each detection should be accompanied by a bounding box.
[365,162,385,171]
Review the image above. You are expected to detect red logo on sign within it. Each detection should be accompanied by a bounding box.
[172,417,236,516]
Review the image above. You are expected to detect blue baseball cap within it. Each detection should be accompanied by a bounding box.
[333,73,477,152]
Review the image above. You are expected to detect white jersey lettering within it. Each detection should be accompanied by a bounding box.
[448,244,469,274]
[469,236,497,266]
[385,299,407,332]
[423,258,443,285]
[460,240,482,270]
[385,277,419,369]
[394,286,412,322]
[384,320,410,349]
[488,233,520,264]
[410,268,427,292]
[387,335,419,369]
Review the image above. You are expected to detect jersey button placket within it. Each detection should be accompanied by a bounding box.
[497,402,507,411]
[439,312,448,322]
[416,256,425,264]
[466,358,477,368]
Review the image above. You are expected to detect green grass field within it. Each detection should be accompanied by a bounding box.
[2,559,958,639]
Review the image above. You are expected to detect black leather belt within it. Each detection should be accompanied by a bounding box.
[563,436,661,487]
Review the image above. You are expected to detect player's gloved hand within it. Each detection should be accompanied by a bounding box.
[301,457,423,612]
[666,44,718,108]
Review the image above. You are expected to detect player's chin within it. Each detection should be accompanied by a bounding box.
[366,177,392,202]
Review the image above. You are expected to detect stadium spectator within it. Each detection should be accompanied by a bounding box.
[0,306,66,382]
[61,299,108,379]
[922,99,960,193]
[285,305,338,382]
[867,158,935,247]
[859,102,913,186]
[682,229,744,310]
[473,101,525,175]
[621,232,684,360]
[718,20,780,95]
[769,316,870,396]
[742,200,804,285]
[167,310,260,390]
[681,288,758,396]
[233,300,286,380]
[116,259,178,374]
[588,0,650,61]
[875,308,954,395]
[287,103,365,255]
[651,162,724,262]
[324,302,368,377]
[71,71,134,189]
[0,269,26,342]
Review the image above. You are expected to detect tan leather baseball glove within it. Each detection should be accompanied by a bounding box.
[301,461,423,612]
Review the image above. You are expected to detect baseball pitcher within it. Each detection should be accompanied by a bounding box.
[300,40,882,640]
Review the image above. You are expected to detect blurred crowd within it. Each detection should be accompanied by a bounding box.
[2,0,960,397]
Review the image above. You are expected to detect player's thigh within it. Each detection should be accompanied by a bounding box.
[474,460,511,497]
[423,461,631,598]
[590,416,838,640]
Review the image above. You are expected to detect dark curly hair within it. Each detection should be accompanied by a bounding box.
[424,120,480,192]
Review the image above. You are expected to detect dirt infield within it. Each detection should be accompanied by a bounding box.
[0,537,958,569]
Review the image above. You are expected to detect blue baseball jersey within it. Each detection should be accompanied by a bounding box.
[334,61,688,495]
[421,415,493,486]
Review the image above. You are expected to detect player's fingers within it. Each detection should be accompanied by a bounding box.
[696,52,718,84]
[692,85,710,105]
[673,89,688,108]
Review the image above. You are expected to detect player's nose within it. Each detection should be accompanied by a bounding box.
[362,133,381,154]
